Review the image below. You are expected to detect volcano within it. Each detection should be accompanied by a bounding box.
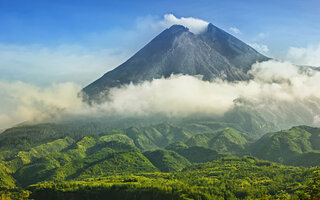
[83,23,268,102]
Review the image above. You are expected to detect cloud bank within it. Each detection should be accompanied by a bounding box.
[1,60,320,129]
[0,81,84,128]
[99,60,320,117]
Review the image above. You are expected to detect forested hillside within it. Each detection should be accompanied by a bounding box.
[1,157,319,200]
[0,121,319,199]
[252,126,320,166]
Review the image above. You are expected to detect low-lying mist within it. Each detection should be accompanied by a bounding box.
[1,60,320,130]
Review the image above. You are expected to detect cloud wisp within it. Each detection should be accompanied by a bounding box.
[159,14,209,34]
[286,44,320,66]
[229,27,241,34]
[249,43,270,54]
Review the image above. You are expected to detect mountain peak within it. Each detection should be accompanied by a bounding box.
[167,24,189,33]
[82,22,269,102]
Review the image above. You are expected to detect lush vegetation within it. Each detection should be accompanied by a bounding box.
[21,157,320,200]
[13,136,157,186]
[0,121,320,199]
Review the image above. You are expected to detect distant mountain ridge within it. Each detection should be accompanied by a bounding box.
[83,23,268,102]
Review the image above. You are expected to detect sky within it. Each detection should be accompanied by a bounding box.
[0,0,320,86]
[1,0,320,129]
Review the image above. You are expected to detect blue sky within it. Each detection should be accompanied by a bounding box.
[1,0,320,85]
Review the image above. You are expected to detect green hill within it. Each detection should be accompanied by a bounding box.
[185,128,248,154]
[143,149,191,172]
[0,122,112,154]
[14,136,157,186]
[251,125,320,166]
[2,137,75,174]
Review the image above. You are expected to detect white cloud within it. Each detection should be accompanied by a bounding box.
[159,14,209,34]
[249,43,269,54]
[2,60,320,129]
[100,61,320,117]
[286,44,320,66]
[229,27,241,34]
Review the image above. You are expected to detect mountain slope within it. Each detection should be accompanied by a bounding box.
[83,23,268,102]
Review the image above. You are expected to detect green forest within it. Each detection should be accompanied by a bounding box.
[0,121,319,199]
